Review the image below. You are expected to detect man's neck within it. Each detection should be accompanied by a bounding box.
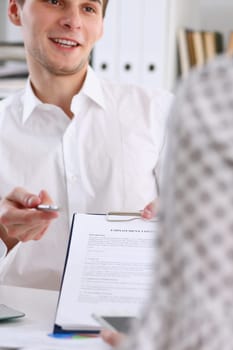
[29,67,88,119]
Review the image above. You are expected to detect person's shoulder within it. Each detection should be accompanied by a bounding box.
[177,54,233,97]
[171,54,233,133]
[196,53,233,80]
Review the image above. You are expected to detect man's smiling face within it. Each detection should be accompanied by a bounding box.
[10,0,104,76]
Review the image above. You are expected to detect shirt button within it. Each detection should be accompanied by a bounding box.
[70,174,79,183]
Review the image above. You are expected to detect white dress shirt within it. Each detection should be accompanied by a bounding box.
[0,240,7,263]
[0,66,173,290]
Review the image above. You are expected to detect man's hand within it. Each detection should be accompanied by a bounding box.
[0,187,59,251]
[141,199,158,219]
[100,329,125,347]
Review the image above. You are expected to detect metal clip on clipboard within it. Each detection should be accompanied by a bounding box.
[106,212,160,222]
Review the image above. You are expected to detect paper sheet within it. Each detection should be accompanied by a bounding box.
[55,213,157,330]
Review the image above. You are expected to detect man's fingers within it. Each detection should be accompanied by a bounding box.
[33,226,49,241]
[100,329,125,347]
[0,206,58,226]
[8,222,50,242]
[38,189,54,204]
[19,227,48,242]
[0,188,59,246]
[5,187,41,209]
[141,200,158,219]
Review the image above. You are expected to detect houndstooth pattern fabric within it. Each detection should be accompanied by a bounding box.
[120,54,233,350]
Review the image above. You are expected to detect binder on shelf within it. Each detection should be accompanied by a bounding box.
[0,78,26,100]
[227,32,233,56]
[118,0,143,85]
[0,42,25,61]
[186,30,196,67]
[53,212,157,334]
[92,0,119,80]
[177,28,224,79]
[0,41,28,99]
[203,31,223,62]
[177,28,191,78]
[0,61,28,78]
[192,31,205,67]
[141,0,169,88]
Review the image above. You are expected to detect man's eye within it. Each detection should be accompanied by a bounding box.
[48,0,60,5]
[84,6,95,13]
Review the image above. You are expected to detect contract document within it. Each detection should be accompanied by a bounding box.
[54,213,158,334]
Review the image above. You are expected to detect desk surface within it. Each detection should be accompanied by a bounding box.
[0,285,110,350]
[0,285,59,331]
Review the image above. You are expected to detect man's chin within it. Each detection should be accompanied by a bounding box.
[46,60,88,76]
[46,64,86,76]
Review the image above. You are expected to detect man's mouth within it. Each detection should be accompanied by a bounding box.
[51,38,80,48]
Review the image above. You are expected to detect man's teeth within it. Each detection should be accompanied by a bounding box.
[53,39,78,47]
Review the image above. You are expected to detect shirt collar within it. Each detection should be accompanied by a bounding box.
[21,78,43,123]
[21,66,106,123]
[80,65,106,110]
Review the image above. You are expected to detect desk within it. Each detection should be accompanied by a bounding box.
[0,285,58,331]
[0,285,111,350]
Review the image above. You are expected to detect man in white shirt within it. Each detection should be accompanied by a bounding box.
[0,0,173,290]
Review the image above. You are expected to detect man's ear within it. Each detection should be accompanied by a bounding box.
[8,0,22,26]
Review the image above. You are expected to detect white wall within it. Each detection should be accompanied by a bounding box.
[0,0,22,42]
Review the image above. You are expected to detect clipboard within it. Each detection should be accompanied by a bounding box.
[106,211,159,222]
[53,212,157,335]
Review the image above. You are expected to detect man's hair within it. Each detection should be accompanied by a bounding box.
[102,0,109,17]
[16,0,109,17]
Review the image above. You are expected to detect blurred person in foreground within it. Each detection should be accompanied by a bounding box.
[102,53,233,349]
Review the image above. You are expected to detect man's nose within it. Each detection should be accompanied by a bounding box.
[59,8,82,30]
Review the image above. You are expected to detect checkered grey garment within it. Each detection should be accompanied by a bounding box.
[120,54,233,350]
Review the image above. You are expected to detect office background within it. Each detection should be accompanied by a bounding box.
[0,0,233,91]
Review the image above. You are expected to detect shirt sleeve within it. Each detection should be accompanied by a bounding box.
[118,56,233,350]
[0,241,21,278]
[0,239,7,262]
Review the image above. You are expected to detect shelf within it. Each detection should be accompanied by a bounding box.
[0,78,26,100]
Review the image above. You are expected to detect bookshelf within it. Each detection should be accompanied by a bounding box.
[168,0,233,89]
[0,2,25,99]
[0,2,7,41]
